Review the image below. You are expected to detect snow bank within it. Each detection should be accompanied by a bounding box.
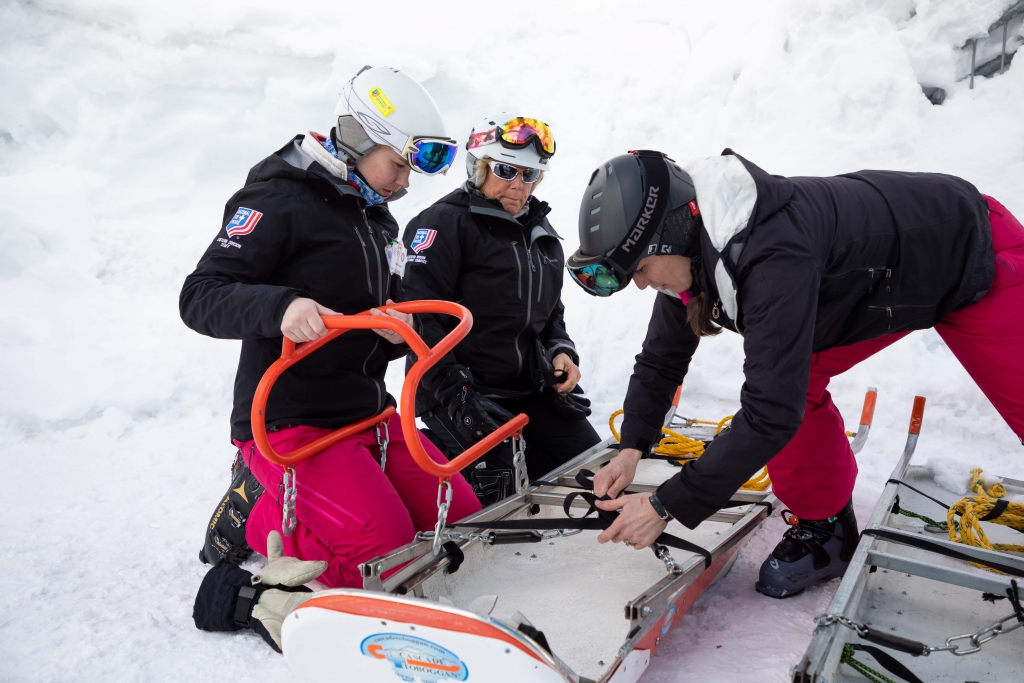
[2,0,1022,681]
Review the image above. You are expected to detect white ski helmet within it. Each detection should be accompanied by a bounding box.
[335,66,458,175]
[464,113,555,178]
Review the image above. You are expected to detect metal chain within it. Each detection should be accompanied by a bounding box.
[432,479,453,556]
[375,420,390,473]
[815,612,1023,657]
[654,543,685,575]
[512,430,528,495]
[281,466,298,537]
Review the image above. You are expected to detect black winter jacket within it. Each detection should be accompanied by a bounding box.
[400,185,578,413]
[180,135,406,443]
[621,150,993,528]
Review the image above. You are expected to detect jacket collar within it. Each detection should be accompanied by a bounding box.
[446,183,560,241]
[684,149,793,323]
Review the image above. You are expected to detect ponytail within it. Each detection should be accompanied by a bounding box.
[686,258,722,337]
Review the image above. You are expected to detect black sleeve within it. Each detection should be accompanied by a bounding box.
[538,299,579,365]
[179,183,306,340]
[658,256,819,528]
[619,293,700,451]
[397,212,463,390]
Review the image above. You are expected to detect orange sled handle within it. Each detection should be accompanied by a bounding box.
[250,300,529,474]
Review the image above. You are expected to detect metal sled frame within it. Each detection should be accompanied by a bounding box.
[346,388,779,682]
[793,397,1024,682]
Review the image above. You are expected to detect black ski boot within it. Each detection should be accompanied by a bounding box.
[198,448,265,565]
[755,499,859,598]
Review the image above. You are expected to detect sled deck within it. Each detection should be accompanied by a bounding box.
[279,378,805,683]
[793,397,1024,683]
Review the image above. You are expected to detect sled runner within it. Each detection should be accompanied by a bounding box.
[793,396,1024,683]
[250,303,879,682]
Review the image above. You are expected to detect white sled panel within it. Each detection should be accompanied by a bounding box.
[283,590,567,683]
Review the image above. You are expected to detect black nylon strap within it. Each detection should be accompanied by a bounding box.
[233,585,258,629]
[451,468,714,568]
[861,528,1024,577]
[607,151,672,275]
[885,478,952,511]
[980,498,1010,521]
[848,644,926,683]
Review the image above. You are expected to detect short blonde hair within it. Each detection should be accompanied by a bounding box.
[472,156,545,190]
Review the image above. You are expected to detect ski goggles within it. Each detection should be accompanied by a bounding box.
[468,117,556,158]
[488,160,542,184]
[401,137,459,175]
[565,257,630,297]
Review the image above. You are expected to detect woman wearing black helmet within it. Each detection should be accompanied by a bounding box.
[566,149,1024,598]
[400,114,601,506]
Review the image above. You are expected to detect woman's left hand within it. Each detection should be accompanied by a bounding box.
[370,299,413,344]
[595,493,669,550]
[551,353,581,393]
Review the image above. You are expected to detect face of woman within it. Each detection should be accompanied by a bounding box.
[479,163,534,215]
[354,146,411,198]
[632,254,693,294]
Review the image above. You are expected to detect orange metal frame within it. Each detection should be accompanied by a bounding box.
[250,300,529,475]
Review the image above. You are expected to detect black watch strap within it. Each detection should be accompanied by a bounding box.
[649,491,673,521]
[233,585,258,628]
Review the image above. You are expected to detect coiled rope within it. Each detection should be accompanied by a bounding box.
[947,468,1024,563]
[608,409,771,491]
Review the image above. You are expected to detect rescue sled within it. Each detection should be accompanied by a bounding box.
[793,396,1024,683]
[248,302,873,682]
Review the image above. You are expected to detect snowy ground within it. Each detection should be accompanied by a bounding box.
[2,0,1023,681]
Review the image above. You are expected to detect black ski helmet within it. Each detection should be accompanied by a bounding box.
[567,150,701,296]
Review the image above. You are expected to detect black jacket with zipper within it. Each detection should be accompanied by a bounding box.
[621,150,993,528]
[399,184,578,414]
[180,135,405,443]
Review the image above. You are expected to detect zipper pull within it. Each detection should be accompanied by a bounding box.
[712,300,720,320]
[868,268,874,294]
[886,306,892,332]
[885,268,892,293]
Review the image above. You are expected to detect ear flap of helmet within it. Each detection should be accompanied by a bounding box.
[333,116,377,159]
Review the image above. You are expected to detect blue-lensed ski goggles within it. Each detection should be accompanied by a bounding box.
[406,138,459,175]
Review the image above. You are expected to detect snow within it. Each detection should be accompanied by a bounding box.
[2,0,1023,681]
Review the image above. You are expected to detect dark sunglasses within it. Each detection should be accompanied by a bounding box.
[488,160,542,184]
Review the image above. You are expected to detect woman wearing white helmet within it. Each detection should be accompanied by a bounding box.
[399,115,601,505]
[184,67,480,652]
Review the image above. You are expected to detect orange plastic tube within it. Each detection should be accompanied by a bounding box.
[250,300,529,474]
[909,396,926,435]
[859,388,878,427]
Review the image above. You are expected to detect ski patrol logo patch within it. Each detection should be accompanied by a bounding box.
[368,87,396,117]
[410,228,437,254]
[225,207,263,238]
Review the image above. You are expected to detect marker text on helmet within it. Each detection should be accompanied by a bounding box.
[368,87,395,117]
[621,185,660,253]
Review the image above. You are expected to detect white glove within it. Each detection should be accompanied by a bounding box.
[250,531,328,652]
[252,530,328,587]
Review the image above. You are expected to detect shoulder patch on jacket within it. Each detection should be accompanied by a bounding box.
[225,207,263,238]
[410,228,437,253]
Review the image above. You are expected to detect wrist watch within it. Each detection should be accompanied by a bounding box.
[649,490,673,521]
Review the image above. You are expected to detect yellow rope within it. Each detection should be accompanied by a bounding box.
[946,469,1024,568]
[609,410,771,491]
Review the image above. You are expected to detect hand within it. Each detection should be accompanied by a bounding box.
[370,299,413,344]
[593,448,642,498]
[249,531,328,652]
[280,297,340,343]
[595,492,669,550]
[551,353,581,393]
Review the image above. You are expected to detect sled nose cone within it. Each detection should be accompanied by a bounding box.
[282,589,566,683]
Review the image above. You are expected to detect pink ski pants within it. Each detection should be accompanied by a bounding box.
[768,196,1024,519]
[238,413,481,588]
